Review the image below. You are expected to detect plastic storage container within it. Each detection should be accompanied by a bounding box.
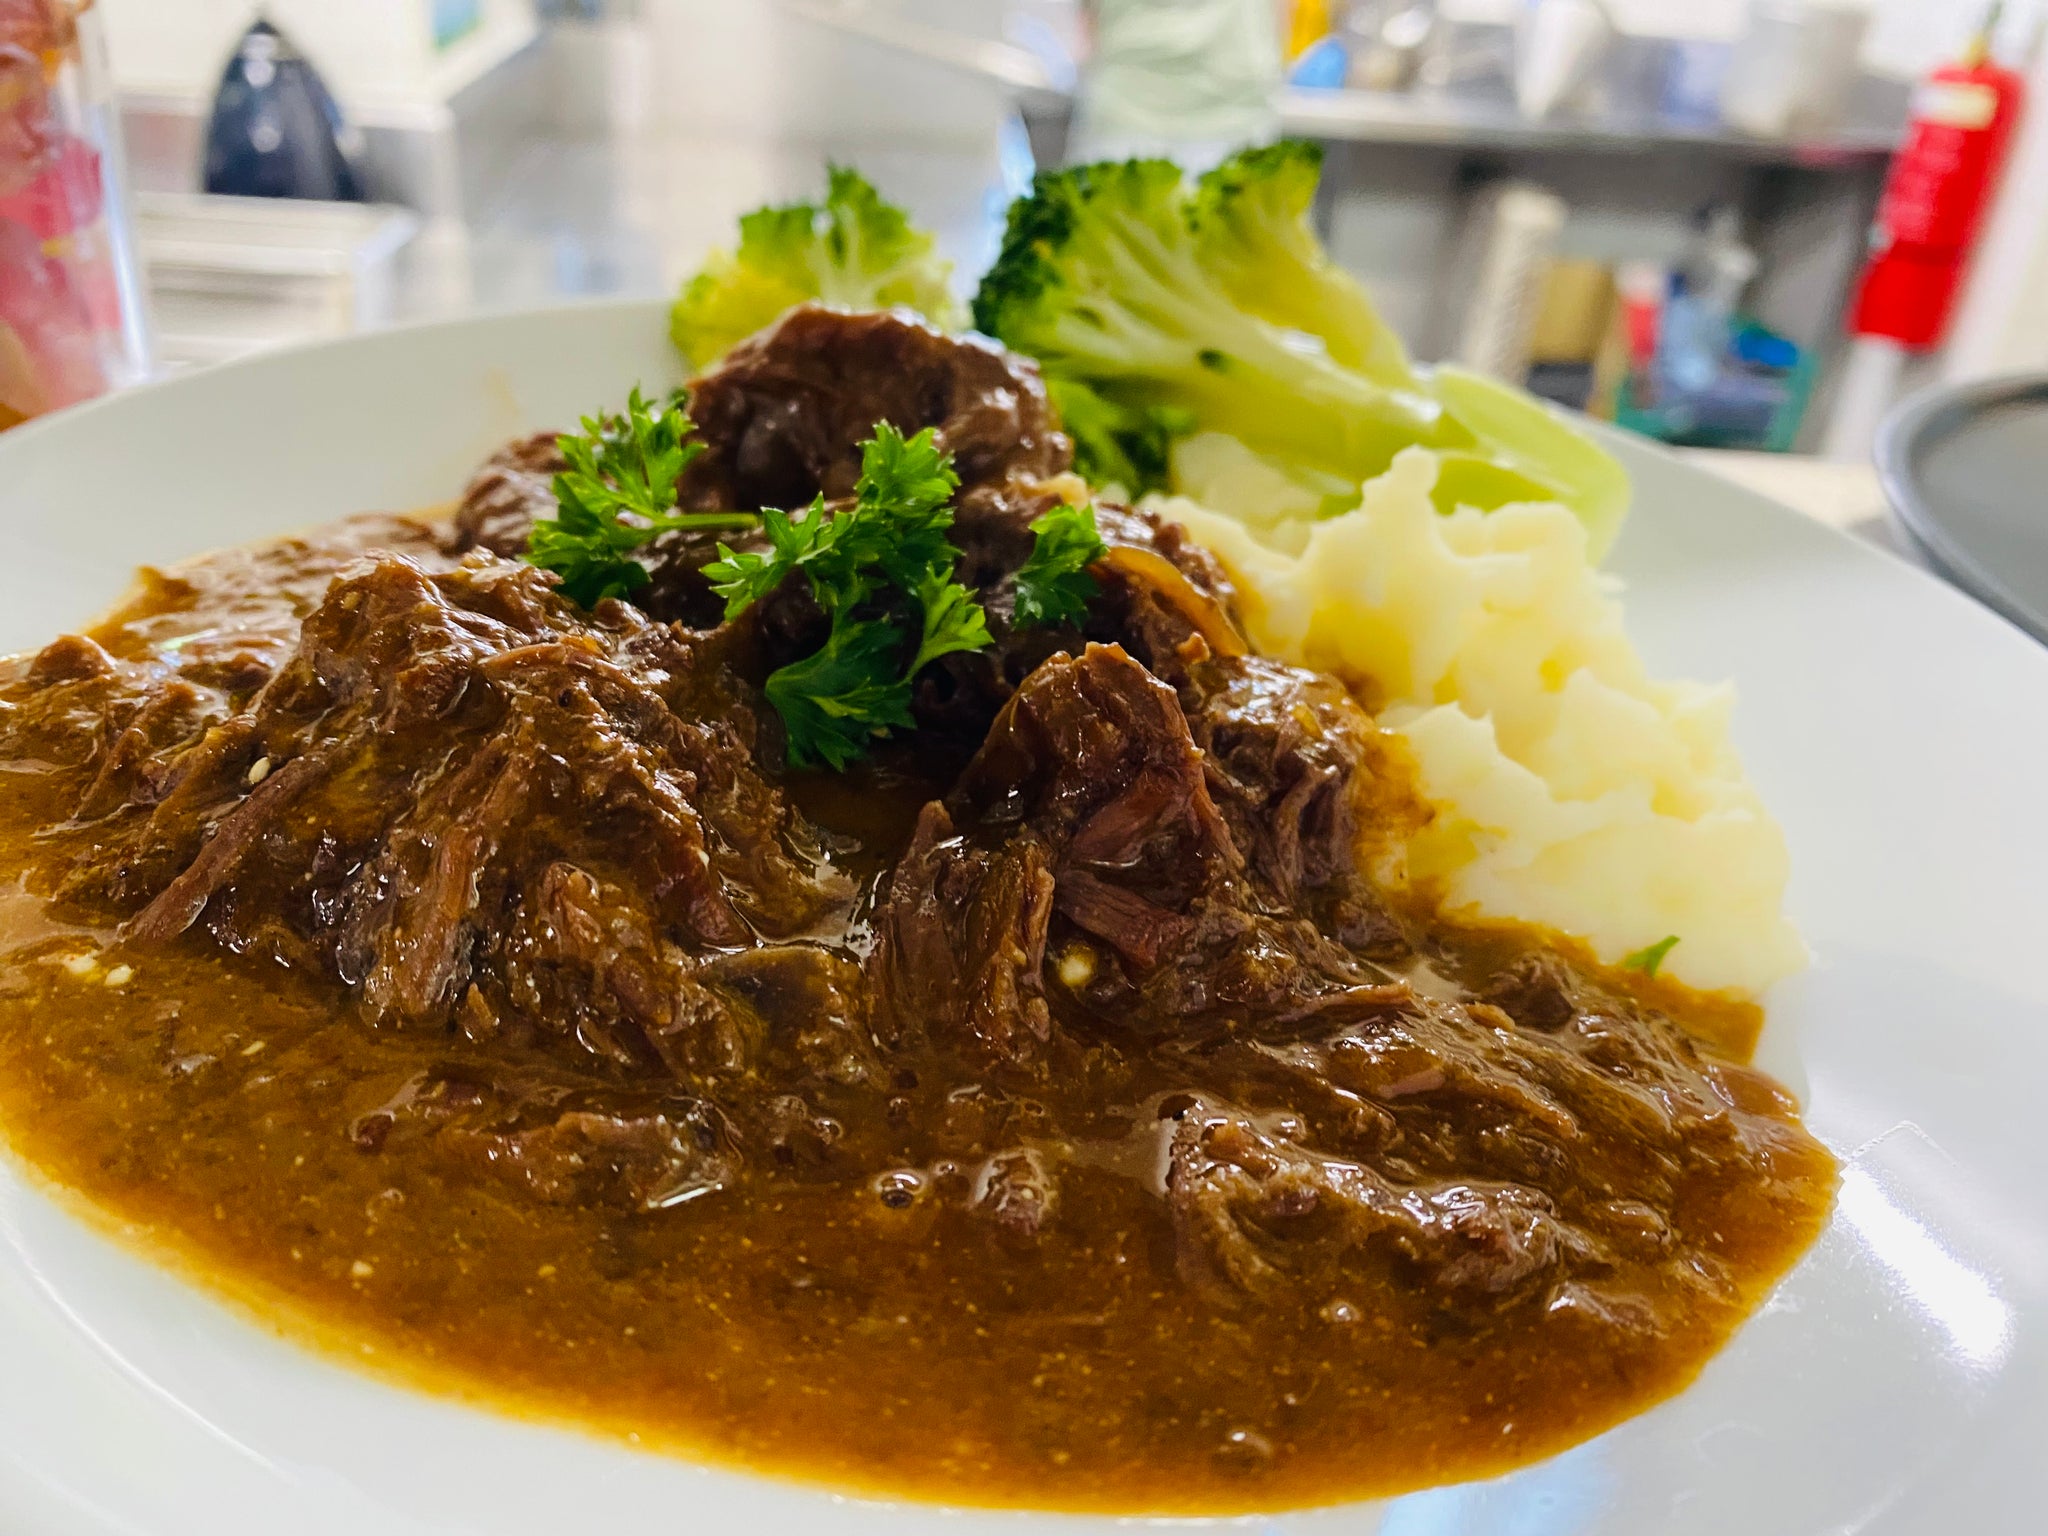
[0,0,151,430]
[1720,0,1872,139]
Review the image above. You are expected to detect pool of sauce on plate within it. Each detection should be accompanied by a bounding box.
[0,528,1835,1514]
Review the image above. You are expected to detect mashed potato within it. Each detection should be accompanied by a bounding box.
[1156,447,1803,998]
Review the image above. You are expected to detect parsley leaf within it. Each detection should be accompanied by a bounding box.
[550,408,999,769]
[910,570,994,673]
[814,422,963,601]
[526,388,757,607]
[1014,504,1108,629]
[703,499,836,620]
[764,614,916,770]
[707,423,995,768]
[857,423,960,564]
[1621,936,1680,978]
[701,427,961,626]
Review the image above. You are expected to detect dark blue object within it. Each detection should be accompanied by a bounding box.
[202,19,365,202]
[1732,325,1800,372]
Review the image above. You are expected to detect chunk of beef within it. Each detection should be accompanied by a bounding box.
[0,517,453,799]
[1479,952,1581,1033]
[680,304,1069,514]
[868,801,1055,1064]
[1180,656,1379,905]
[353,1069,737,1211]
[689,944,877,1088]
[2,636,200,787]
[1083,504,1247,676]
[950,643,1239,968]
[1243,978,1778,1224]
[959,645,1404,1029]
[667,306,1077,627]
[445,308,1079,633]
[911,499,1250,744]
[872,644,1401,1062]
[1155,959,1825,1320]
[50,554,845,1063]
[496,860,736,1074]
[1165,1098,1599,1300]
[1046,504,1387,917]
[447,430,564,559]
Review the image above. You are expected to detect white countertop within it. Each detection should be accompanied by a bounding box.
[1680,449,1908,558]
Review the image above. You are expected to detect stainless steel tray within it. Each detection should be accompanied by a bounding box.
[1877,374,2048,645]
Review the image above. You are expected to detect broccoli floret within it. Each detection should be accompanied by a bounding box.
[975,147,1630,559]
[1044,376,1193,496]
[1188,140,1416,391]
[974,158,1455,496]
[670,166,966,370]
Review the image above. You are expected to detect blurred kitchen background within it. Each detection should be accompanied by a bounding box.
[6,0,2046,486]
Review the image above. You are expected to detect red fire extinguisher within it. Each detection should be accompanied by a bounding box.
[1849,2,2027,350]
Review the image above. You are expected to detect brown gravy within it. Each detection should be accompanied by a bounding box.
[0,519,1836,1514]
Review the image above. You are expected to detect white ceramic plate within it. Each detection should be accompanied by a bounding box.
[2,302,2046,1536]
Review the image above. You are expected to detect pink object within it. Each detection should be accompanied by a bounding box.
[0,44,59,200]
[0,214,102,412]
[0,1,147,429]
[0,134,103,238]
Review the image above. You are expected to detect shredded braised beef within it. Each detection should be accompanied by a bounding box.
[3,308,1820,1341]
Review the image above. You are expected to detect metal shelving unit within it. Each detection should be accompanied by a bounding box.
[1278,85,1901,164]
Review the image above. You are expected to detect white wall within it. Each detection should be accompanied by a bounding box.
[637,0,1010,144]
[100,0,537,116]
[1857,0,2040,79]
[1941,32,2048,378]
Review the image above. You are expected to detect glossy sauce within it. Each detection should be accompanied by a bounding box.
[0,528,1836,1514]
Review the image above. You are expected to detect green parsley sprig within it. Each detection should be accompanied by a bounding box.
[701,422,962,627]
[704,424,997,769]
[763,615,918,771]
[529,398,1111,771]
[525,388,757,607]
[1014,504,1109,629]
